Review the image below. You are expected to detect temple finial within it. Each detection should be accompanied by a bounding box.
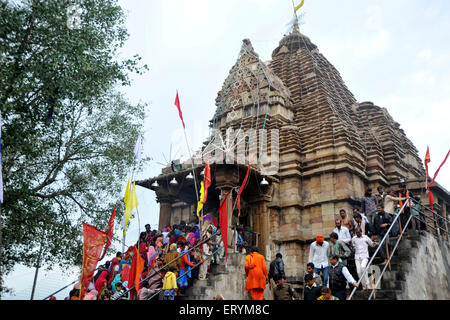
[289,0,305,33]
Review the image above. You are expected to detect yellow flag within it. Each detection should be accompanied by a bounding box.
[196,181,205,217]
[124,181,139,233]
[294,0,304,12]
[124,178,130,204]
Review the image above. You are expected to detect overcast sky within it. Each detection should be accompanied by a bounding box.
[4,0,450,299]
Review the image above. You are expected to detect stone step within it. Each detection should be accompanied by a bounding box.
[381,280,405,291]
[178,294,205,301]
[184,285,207,296]
[352,289,401,300]
[194,278,215,288]
[211,264,228,275]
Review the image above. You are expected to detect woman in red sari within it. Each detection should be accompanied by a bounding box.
[95,270,109,293]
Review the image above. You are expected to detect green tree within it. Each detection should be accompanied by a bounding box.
[0,0,148,296]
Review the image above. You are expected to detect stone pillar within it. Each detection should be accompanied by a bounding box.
[251,201,270,257]
[157,196,174,230]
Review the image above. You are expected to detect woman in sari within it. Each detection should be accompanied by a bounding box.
[95,270,109,293]
[177,241,195,289]
[108,257,120,284]
[147,243,160,268]
[186,229,196,247]
[111,273,122,293]
[164,243,181,273]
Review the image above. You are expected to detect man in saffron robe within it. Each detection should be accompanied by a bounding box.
[245,247,268,300]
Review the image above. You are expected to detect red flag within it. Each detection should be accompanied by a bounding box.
[428,189,435,211]
[237,164,252,217]
[427,149,450,211]
[127,246,138,300]
[99,204,116,261]
[174,90,185,129]
[219,192,230,261]
[202,159,211,204]
[79,222,108,300]
[428,149,450,188]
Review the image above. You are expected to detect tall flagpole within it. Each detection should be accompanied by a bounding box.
[182,128,203,234]
[182,128,200,204]
[175,91,201,228]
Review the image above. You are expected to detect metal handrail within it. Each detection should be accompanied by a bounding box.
[349,198,449,300]
[368,208,450,300]
[409,198,449,237]
[409,197,450,225]
[347,198,411,300]
[145,245,223,300]
[112,228,221,300]
[367,213,413,300]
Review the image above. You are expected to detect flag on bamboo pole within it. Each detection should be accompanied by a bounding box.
[219,192,230,261]
[174,90,185,129]
[123,180,139,236]
[196,181,205,218]
[428,149,450,188]
[99,204,116,261]
[124,178,130,205]
[135,250,145,293]
[294,0,305,13]
[127,246,138,299]
[237,164,251,217]
[427,149,450,211]
[79,222,108,300]
[203,159,211,204]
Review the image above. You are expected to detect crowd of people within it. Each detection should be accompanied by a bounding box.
[63,213,227,300]
[56,183,428,301]
[266,183,427,300]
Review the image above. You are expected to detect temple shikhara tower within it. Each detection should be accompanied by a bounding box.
[138,18,450,286]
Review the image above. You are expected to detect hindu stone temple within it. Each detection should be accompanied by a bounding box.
[137,26,450,286]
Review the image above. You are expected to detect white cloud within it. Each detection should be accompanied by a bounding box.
[416,49,433,62]
[366,5,382,30]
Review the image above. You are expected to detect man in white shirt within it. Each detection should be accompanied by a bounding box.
[308,234,330,287]
[333,219,351,244]
[351,227,377,290]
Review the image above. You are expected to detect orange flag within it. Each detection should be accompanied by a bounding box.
[202,158,211,204]
[135,251,145,293]
[79,222,108,300]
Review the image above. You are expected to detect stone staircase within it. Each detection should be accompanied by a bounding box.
[351,235,420,300]
[179,252,248,300]
[179,252,272,300]
[178,235,438,300]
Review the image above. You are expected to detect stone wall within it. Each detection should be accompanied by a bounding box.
[400,233,450,300]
